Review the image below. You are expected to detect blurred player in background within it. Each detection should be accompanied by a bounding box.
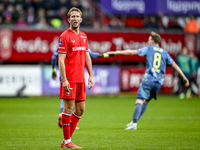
[175,47,191,99]
[189,51,199,96]
[58,7,93,149]
[51,46,109,128]
[107,31,189,130]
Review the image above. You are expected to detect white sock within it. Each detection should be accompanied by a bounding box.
[64,138,71,144]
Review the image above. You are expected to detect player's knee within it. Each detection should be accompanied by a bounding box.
[135,99,143,104]
[63,105,74,114]
[76,107,85,115]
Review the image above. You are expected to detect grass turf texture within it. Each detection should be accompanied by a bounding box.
[0,94,200,150]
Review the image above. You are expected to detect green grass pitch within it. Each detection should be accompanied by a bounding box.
[0,94,200,150]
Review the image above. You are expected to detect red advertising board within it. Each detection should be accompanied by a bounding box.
[120,67,174,94]
[0,29,197,63]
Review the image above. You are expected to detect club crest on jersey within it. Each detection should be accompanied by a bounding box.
[59,40,63,46]
[66,91,71,96]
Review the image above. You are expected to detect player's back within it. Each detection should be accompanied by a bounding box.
[143,46,174,85]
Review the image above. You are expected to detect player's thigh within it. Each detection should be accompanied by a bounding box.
[75,83,86,101]
[60,83,76,100]
[149,82,162,100]
[137,81,152,100]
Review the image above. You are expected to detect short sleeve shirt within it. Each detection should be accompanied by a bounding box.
[137,46,174,85]
[58,28,89,83]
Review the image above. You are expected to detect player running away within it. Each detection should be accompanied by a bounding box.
[107,31,189,130]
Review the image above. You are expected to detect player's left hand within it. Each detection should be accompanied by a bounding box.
[52,72,57,80]
[88,76,94,90]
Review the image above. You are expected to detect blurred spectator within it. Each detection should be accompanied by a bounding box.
[32,0,45,10]
[81,8,93,27]
[37,8,46,21]
[15,15,28,27]
[70,0,82,10]
[56,6,69,28]
[25,6,37,26]
[167,15,182,30]
[107,17,123,29]
[143,16,159,30]
[189,51,199,96]
[54,0,72,10]
[0,3,4,23]
[167,15,176,27]
[0,15,2,24]
[93,19,101,29]
[175,47,191,99]
[157,12,165,29]
[184,15,199,34]
[3,5,15,25]
[34,17,49,29]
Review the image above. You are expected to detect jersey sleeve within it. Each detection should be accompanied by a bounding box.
[89,49,99,58]
[58,35,69,54]
[137,46,148,56]
[166,52,174,65]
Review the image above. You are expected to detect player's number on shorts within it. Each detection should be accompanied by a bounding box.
[153,53,161,72]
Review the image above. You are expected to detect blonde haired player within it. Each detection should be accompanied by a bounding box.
[58,7,93,149]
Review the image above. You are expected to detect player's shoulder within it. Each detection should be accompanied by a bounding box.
[60,29,71,38]
[79,30,87,37]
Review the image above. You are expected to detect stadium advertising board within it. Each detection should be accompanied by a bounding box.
[85,65,120,95]
[42,66,61,95]
[42,65,120,95]
[0,29,196,63]
[100,0,200,15]
[120,67,174,93]
[0,65,42,96]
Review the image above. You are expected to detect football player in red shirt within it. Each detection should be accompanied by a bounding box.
[58,7,93,149]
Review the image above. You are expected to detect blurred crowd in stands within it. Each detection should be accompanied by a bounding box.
[0,0,199,34]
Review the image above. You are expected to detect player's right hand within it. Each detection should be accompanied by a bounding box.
[63,80,70,92]
[184,78,189,87]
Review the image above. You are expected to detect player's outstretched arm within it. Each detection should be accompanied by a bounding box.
[89,49,109,58]
[171,61,189,87]
[107,50,138,57]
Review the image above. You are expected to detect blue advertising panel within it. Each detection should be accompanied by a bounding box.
[100,0,200,15]
[85,65,120,95]
[42,66,60,95]
[42,65,120,95]
[100,0,155,15]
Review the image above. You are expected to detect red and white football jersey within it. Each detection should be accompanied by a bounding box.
[58,28,88,83]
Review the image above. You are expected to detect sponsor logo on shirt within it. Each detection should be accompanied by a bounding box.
[58,46,65,49]
[72,46,86,51]
[71,40,75,43]
[59,40,63,46]
[81,36,86,38]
